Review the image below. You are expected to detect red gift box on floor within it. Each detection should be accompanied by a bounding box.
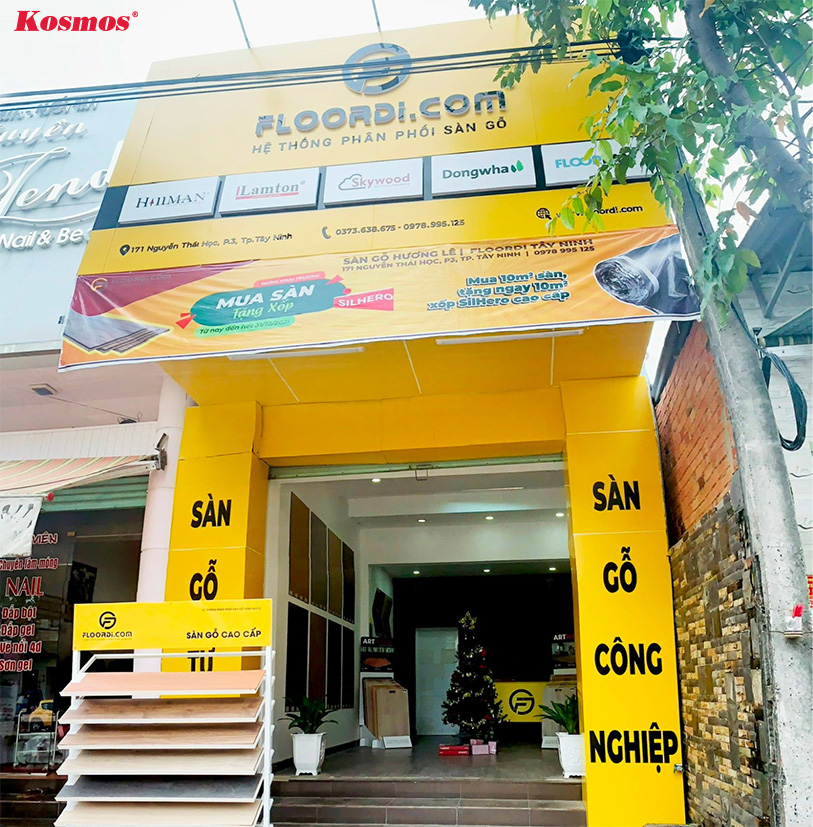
[439,744,470,756]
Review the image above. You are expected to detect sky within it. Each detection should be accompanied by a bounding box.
[0,0,670,378]
[0,0,482,94]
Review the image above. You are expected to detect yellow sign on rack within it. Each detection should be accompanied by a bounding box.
[73,598,272,650]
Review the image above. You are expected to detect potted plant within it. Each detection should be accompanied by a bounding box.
[538,694,585,778]
[281,697,336,776]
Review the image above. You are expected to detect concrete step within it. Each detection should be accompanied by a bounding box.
[272,777,582,801]
[272,796,586,826]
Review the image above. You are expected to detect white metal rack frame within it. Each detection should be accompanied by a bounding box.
[55,647,276,827]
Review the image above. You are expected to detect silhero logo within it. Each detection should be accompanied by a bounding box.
[15,10,136,31]
[342,42,411,96]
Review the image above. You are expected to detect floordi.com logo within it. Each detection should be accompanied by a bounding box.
[14,10,137,31]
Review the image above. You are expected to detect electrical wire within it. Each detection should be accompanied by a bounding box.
[231,0,252,50]
[732,303,808,451]
[0,39,680,112]
[371,0,384,40]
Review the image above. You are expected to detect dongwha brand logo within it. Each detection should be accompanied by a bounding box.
[443,159,525,181]
[342,42,411,96]
[14,10,137,31]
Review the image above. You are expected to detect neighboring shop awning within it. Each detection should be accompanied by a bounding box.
[0,455,160,497]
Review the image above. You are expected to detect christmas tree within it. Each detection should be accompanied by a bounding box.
[442,612,506,741]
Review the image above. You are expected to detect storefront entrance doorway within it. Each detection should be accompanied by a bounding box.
[270,460,574,761]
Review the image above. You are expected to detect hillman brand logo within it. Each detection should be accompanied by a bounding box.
[135,191,209,209]
[14,10,137,31]
[443,159,525,181]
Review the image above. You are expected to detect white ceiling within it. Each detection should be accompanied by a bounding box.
[381,559,571,578]
[0,352,164,431]
[291,464,567,529]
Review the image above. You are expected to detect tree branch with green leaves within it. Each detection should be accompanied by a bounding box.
[470,0,812,312]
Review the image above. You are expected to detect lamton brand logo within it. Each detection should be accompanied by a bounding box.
[14,10,136,32]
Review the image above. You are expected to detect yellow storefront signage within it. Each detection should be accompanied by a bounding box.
[73,598,272,651]
[562,378,684,826]
[59,15,698,370]
[495,681,546,723]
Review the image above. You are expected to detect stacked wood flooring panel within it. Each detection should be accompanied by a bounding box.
[56,668,270,826]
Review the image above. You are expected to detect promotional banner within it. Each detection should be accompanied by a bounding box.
[72,598,272,651]
[62,226,697,367]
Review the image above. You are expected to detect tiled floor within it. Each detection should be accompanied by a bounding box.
[278,737,564,780]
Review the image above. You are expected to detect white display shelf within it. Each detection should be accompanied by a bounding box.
[61,696,266,726]
[56,648,274,827]
[54,800,262,826]
[59,722,263,751]
[59,747,265,777]
[57,774,265,804]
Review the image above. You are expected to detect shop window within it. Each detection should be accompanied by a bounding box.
[308,613,327,701]
[342,543,355,624]
[288,494,310,602]
[285,603,309,708]
[310,514,328,611]
[327,530,343,617]
[327,621,342,709]
[341,626,355,709]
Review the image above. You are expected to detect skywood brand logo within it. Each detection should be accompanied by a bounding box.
[443,159,525,181]
[338,172,412,191]
[14,10,136,31]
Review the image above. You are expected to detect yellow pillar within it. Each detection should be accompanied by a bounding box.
[562,377,684,826]
[164,402,268,670]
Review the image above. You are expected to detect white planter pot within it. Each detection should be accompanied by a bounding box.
[292,731,327,776]
[556,732,585,778]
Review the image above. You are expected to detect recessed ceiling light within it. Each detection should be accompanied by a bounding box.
[555,512,565,517]
[485,515,494,521]
[371,478,381,483]
[413,570,420,575]
[549,566,557,571]
[483,568,491,573]
[30,383,57,397]
[417,518,426,523]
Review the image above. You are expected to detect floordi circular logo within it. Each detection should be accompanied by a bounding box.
[342,43,411,96]
[508,688,536,715]
[98,611,117,630]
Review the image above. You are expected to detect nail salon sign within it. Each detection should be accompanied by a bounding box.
[0,100,135,350]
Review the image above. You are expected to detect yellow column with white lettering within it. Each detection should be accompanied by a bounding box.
[562,377,684,827]
[163,402,268,671]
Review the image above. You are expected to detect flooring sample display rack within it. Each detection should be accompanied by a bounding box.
[54,648,275,827]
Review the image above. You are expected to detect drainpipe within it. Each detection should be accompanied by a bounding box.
[673,172,813,827]
[134,375,190,670]
[137,374,189,601]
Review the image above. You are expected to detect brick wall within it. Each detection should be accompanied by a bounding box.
[657,323,738,544]
[670,497,769,827]
[656,321,769,827]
